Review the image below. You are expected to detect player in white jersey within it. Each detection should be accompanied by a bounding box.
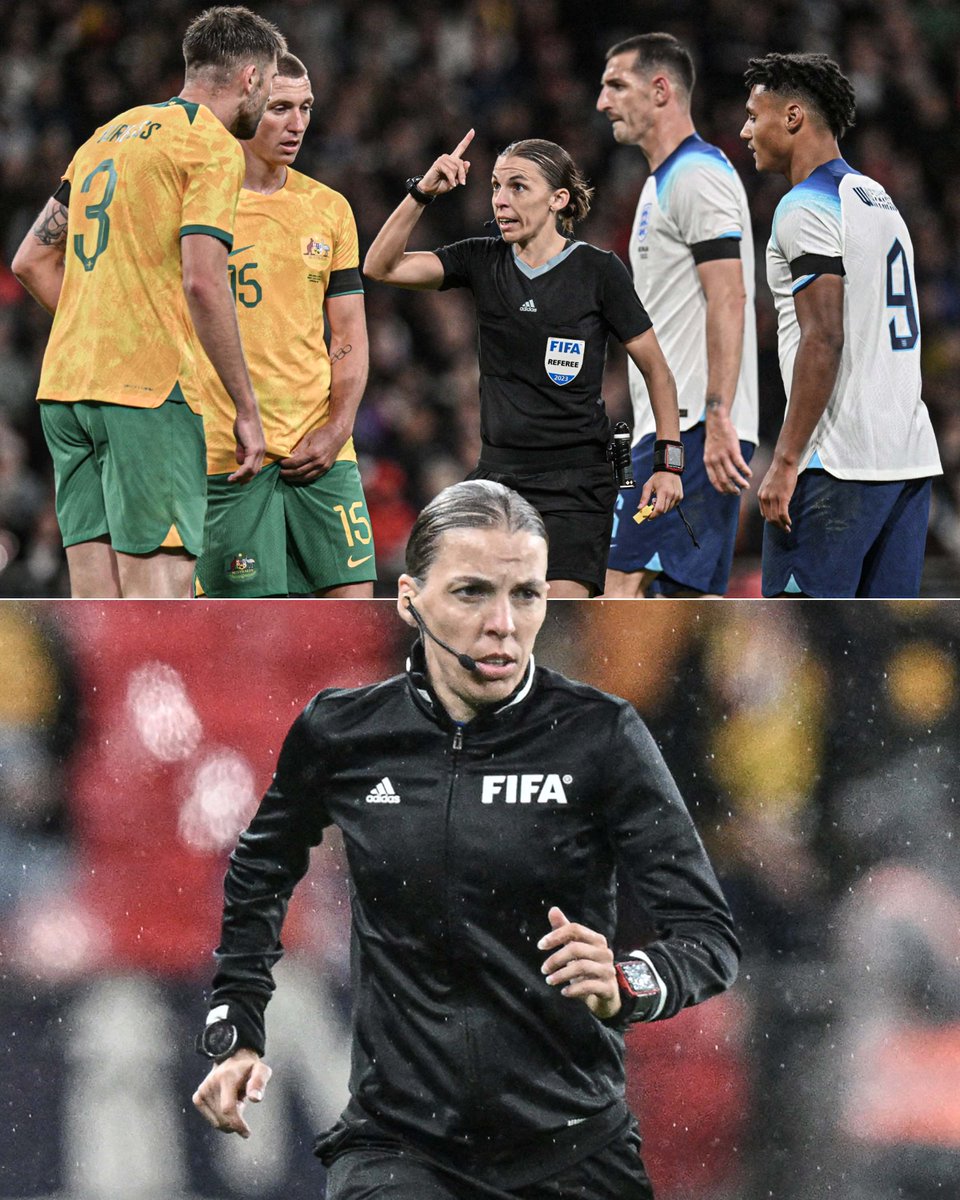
[598,33,758,597]
[742,52,941,598]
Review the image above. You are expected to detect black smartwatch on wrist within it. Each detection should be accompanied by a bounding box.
[197,1017,239,1061]
[653,439,684,474]
[405,176,435,205]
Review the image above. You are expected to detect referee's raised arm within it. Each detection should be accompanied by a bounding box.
[363,129,475,289]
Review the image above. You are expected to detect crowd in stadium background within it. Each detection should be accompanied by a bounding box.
[2,598,959,1199]
[0,0,959,594]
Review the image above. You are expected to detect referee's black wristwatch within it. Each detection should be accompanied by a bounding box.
[197,1018,239,1062]
[405,176,435,205]
[197,999,266,1060]
[653,439,684,474]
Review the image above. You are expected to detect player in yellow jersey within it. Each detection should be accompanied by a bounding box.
[11,6,286,599]
[196,53,375,598]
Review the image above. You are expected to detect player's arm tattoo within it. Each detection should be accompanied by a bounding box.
[330,343,353,362]
[32,200,69,249]
[705,394,724,413]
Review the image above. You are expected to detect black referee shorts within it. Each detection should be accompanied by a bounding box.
[324,1125,654,1200]
[468,456,617,596]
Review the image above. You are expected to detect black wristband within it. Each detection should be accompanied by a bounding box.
[405,176,435,205]
[653,439,684,474]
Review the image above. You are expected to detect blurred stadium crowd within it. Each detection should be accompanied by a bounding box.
[0,0,959,594]
[1,599,959,1200]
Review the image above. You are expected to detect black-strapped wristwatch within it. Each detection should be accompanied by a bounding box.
[405,176,435,205]
[197,1017,239,1061]
[614,957,662,1019]
[653,439,684,474]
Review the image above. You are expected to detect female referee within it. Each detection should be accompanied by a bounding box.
[192,480,738,1200]
[363,131,684,597]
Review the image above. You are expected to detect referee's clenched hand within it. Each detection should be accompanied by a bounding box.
[193,1049,272,1138]
[538,905,621,1020]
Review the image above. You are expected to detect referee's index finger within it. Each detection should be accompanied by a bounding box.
[452,128,475,158]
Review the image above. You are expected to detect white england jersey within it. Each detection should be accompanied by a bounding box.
[768,159,941,480]
[628,133,758,445]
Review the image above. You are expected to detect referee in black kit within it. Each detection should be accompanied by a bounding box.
[192,479,739,1199]
[363,131,684,598]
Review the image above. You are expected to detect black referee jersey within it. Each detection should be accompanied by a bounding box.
[435,237,652,457]
[206,645,739,1190]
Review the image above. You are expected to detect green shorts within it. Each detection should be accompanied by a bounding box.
[40,396,206,556]
[197,459,377,597]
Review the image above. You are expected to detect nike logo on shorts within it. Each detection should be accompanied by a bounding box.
[348,554,373,568]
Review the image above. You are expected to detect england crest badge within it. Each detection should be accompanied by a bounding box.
[544,336,585,386]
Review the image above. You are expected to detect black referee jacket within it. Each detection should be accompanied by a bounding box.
[207,645,739,1186]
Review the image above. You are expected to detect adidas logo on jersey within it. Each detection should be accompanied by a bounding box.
[519,298,538,312]
[481,774,571,804]
[366,777,401,803]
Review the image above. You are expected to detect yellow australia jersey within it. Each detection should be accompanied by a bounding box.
[202,168,364,474]
[37,98,244,414]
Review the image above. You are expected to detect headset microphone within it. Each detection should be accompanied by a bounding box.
[406,599,479,672]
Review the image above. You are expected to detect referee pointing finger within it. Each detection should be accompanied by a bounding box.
[193,480,739,1199]
[417,127,475,194]
[364,134,684,599]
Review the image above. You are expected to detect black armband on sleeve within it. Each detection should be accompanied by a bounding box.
[327,267,364,297]
[691,237,741,264]
[789,254,845,280]
[53,179,71,206]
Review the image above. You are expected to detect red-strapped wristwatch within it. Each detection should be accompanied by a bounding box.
[614,957,662,1018]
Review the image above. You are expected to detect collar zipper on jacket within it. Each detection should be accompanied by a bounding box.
[442,719,480,1120]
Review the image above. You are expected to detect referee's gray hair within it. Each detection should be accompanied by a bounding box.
[405,481,547,582]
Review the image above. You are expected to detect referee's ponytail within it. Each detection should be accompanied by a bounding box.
[498,139,593,236]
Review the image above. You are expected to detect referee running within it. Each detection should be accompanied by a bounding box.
[192,479,739,1199]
